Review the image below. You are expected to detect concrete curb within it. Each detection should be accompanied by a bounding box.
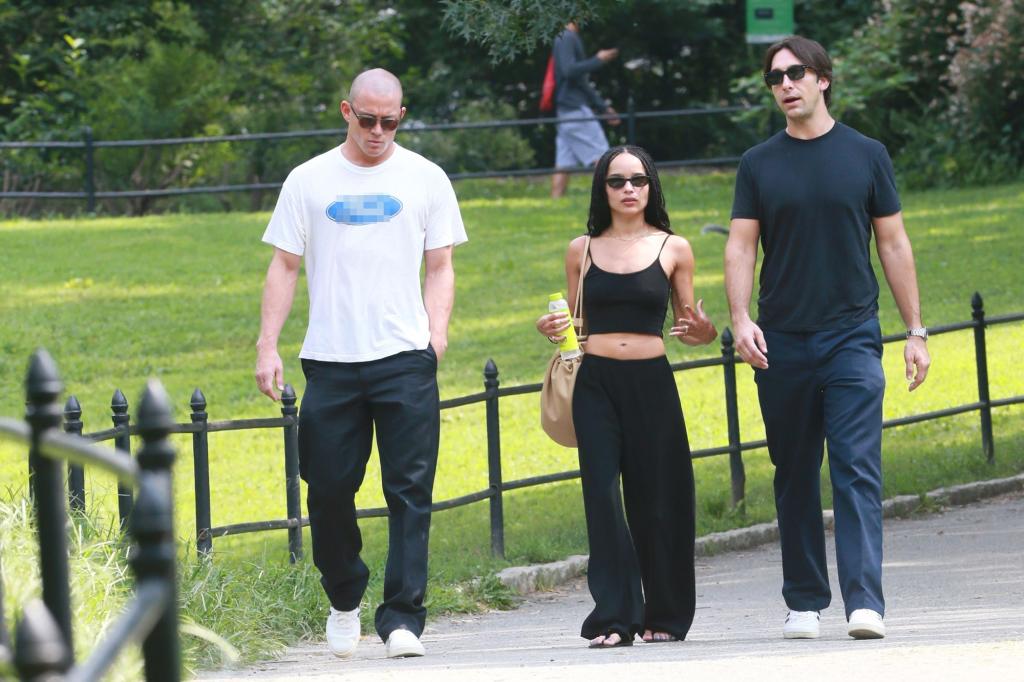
[495,472,1024,595]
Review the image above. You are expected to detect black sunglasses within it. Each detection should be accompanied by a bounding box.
[350,106,401,131]
[764,64,815,86]
[605,174,651,189]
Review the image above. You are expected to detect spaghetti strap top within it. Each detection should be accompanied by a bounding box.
[583,235,671,336]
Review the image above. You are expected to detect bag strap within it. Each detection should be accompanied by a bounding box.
[573,236,591,337]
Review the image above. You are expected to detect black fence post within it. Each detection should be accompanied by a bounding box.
[12,600,72,681]
[721,329,746,510]
[132,380,180,682]
[24,349,73,666]
[190,388,212,557]
[972,292,994,463]
[83,125,95,213]
[483,360,505,559]
[111,388,134,529]
[281,384,303,563]
[64,395,86,513]
[626,94,637,146]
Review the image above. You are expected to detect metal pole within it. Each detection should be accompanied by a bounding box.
[972,292,994,463]
[112,388,134,529]
[83,126,95,213]
[721,329,746,509]
[64,396,86,513]
[133,380,180,682]
[24,349,74,665]
[190,388,212,556]
[281,384,303,562]
[483,360,505,559]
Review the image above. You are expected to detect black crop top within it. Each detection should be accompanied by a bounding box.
[583,235,671,336]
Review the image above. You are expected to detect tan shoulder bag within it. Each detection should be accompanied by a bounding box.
[540,236,590,447]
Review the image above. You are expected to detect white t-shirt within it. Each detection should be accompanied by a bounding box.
[262,144,468,362]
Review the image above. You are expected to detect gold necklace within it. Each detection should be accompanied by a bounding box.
[604,231,658,243]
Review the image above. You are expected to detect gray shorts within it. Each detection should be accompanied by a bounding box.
[555,105,610,169]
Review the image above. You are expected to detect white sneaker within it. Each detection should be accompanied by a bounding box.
[848,609,886,639]
[326,607,360,658]
[783,610,820,639]
[385,628,425,658]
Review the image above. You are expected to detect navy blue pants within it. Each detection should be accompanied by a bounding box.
[572,354,696,641]
[298,348,439,640]
[754,317,886,618]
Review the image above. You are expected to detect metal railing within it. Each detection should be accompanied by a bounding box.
[0,350,179,681]
[47,293,1024,562]
[0,103,764,212]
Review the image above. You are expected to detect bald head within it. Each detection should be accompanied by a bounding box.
[348,69,403,105]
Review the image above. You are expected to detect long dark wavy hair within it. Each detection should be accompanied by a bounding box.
[586,145,671,236]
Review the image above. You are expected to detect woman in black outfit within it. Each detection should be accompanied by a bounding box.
[536,145,717,647]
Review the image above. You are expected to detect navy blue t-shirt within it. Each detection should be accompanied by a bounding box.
[731,122,901,332]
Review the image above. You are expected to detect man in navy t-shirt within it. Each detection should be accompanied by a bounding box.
[724,36,931,641]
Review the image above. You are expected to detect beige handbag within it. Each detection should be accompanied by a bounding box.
[540,237,590,447]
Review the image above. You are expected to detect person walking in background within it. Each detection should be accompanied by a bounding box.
[536,145,717,647]
[255,68,467,660]
[550,21,621,199]
[724,36,930,641]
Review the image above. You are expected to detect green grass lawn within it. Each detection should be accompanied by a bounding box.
[1,171,1022,672]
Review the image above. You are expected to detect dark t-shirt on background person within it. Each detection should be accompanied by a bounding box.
[552,28,609,111]
[731,122,901,332]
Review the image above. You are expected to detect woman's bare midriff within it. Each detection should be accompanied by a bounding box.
[583,332,665,360]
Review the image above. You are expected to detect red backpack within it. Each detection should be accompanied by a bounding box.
[539,54,556,112]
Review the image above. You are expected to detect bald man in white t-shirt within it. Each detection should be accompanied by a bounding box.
[256,69,467,661]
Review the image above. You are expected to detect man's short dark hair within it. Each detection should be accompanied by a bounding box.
[763,35,833,108]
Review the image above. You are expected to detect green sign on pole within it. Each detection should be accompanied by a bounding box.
[746,0,794,44]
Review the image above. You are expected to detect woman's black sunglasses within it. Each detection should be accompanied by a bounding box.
[605,174,651,189]
[764,64,815,86]
[350,106,401,131]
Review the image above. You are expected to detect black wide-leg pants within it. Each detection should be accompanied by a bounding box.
[298,348,440,640]
[572,354,696,641]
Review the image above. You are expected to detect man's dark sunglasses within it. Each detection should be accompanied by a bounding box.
[350,106,401,131]
[764,64,815,86]
[605,174,651,189]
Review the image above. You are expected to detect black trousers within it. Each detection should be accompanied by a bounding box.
[572,354,696,641]
[298,348,439,640]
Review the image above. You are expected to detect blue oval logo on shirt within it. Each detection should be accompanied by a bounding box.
[325,195,403,224]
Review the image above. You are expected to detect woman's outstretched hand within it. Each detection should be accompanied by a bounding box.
[669,299,717,346]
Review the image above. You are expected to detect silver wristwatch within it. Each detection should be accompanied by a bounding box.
[906,327,928,341]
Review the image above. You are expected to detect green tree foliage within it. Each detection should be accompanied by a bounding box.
[441,0,605,63]
[4,0,1022,216]
[832,0,1023,187]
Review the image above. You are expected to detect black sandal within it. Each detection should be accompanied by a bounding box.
[588,631,633,648]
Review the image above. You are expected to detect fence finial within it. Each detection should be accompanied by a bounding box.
[190,388,207,414]
[26,349,62,406]
[721,327,734,349]
[111,388,128,416]
[13,599,71,678]
[63,395,82,423]
[137,380,174,453]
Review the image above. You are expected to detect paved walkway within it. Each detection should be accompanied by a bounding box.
[200,492,1024,682]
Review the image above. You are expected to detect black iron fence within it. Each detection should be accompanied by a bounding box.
[33,293,1024,564]
[0,104,764,212]
[0,350,180,681]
